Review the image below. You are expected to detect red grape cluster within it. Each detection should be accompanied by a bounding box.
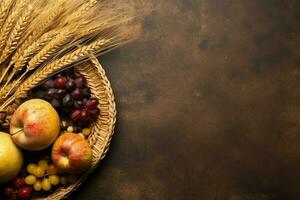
[31,71,100,123]
[3,177,32,200]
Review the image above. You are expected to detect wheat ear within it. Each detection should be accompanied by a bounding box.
[13,30,60,71]
[13,4,65,62]
[1,29,60,85]
[0,0,14,28]
[5,28,76,88]
[0,37,117,107]
[79,0,99,13]
[16,38,114,98]
[0,38,115,110]
[27,28,75,71]
[6,6,64,75]
[61,0,98,25]
[0,4,34,63]
[0,0,27,57]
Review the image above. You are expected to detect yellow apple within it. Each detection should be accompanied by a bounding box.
[52,133,92,173]
[10,99,60,151]
[0,132,23,184]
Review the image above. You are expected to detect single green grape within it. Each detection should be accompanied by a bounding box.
[33,181,42,191]
[82,128,91,136]
[46,164,58,175]
[42,178,52,191]
[38,159,49,170]
[27,163,37,175]
[25,175,37,185]
[34,166,45,178]
[49,175,60,186]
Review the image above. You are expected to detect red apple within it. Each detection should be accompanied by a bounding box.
[10,99,60,151]
[51,133,92,173]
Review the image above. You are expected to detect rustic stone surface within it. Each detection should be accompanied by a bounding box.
[69,0,300,199]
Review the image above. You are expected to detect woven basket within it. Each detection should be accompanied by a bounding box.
[29,56,116,200]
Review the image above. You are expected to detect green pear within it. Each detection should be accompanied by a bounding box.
[0,132,23,184]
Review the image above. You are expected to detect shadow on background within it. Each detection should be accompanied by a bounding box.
[68,0,300,199]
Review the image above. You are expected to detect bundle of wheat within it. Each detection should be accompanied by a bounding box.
[0,0,136,111]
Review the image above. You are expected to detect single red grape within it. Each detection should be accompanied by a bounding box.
[86,98,99,109]
[81,87,90,98]
[87,108,100,119]
[62,94,74,107]
[71,110,82,121]
[13,177,25,188]
[66,79,75,91]
[74,100,85,109]
[74,76,86,88]
[3,187,14,197]
[56,89,66,99]
[18,186,32,199]
[71,88,83,100]
[51,99,60,109]
[80,110,89,121]
[47,88,57,99]
[42,79,54,89]
[82,98,88,105]
[55,76,68,89]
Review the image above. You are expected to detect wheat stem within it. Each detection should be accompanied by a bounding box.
[0,66,10,84]
[0,95,14,111]
[5,72,26,97]
[0,80,17,99]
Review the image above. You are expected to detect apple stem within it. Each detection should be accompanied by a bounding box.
[11,129,24,136]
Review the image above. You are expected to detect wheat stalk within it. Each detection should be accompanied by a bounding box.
[0,80,18,99]
[0,4,34,63]
[0,0,28,57]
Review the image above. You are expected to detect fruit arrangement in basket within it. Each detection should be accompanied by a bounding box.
[1,70,100,199]
[0,0,136,199]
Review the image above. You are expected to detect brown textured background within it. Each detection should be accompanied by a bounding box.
[68,0,300,199]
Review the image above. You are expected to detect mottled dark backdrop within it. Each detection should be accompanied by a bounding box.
[68,0,300,199]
